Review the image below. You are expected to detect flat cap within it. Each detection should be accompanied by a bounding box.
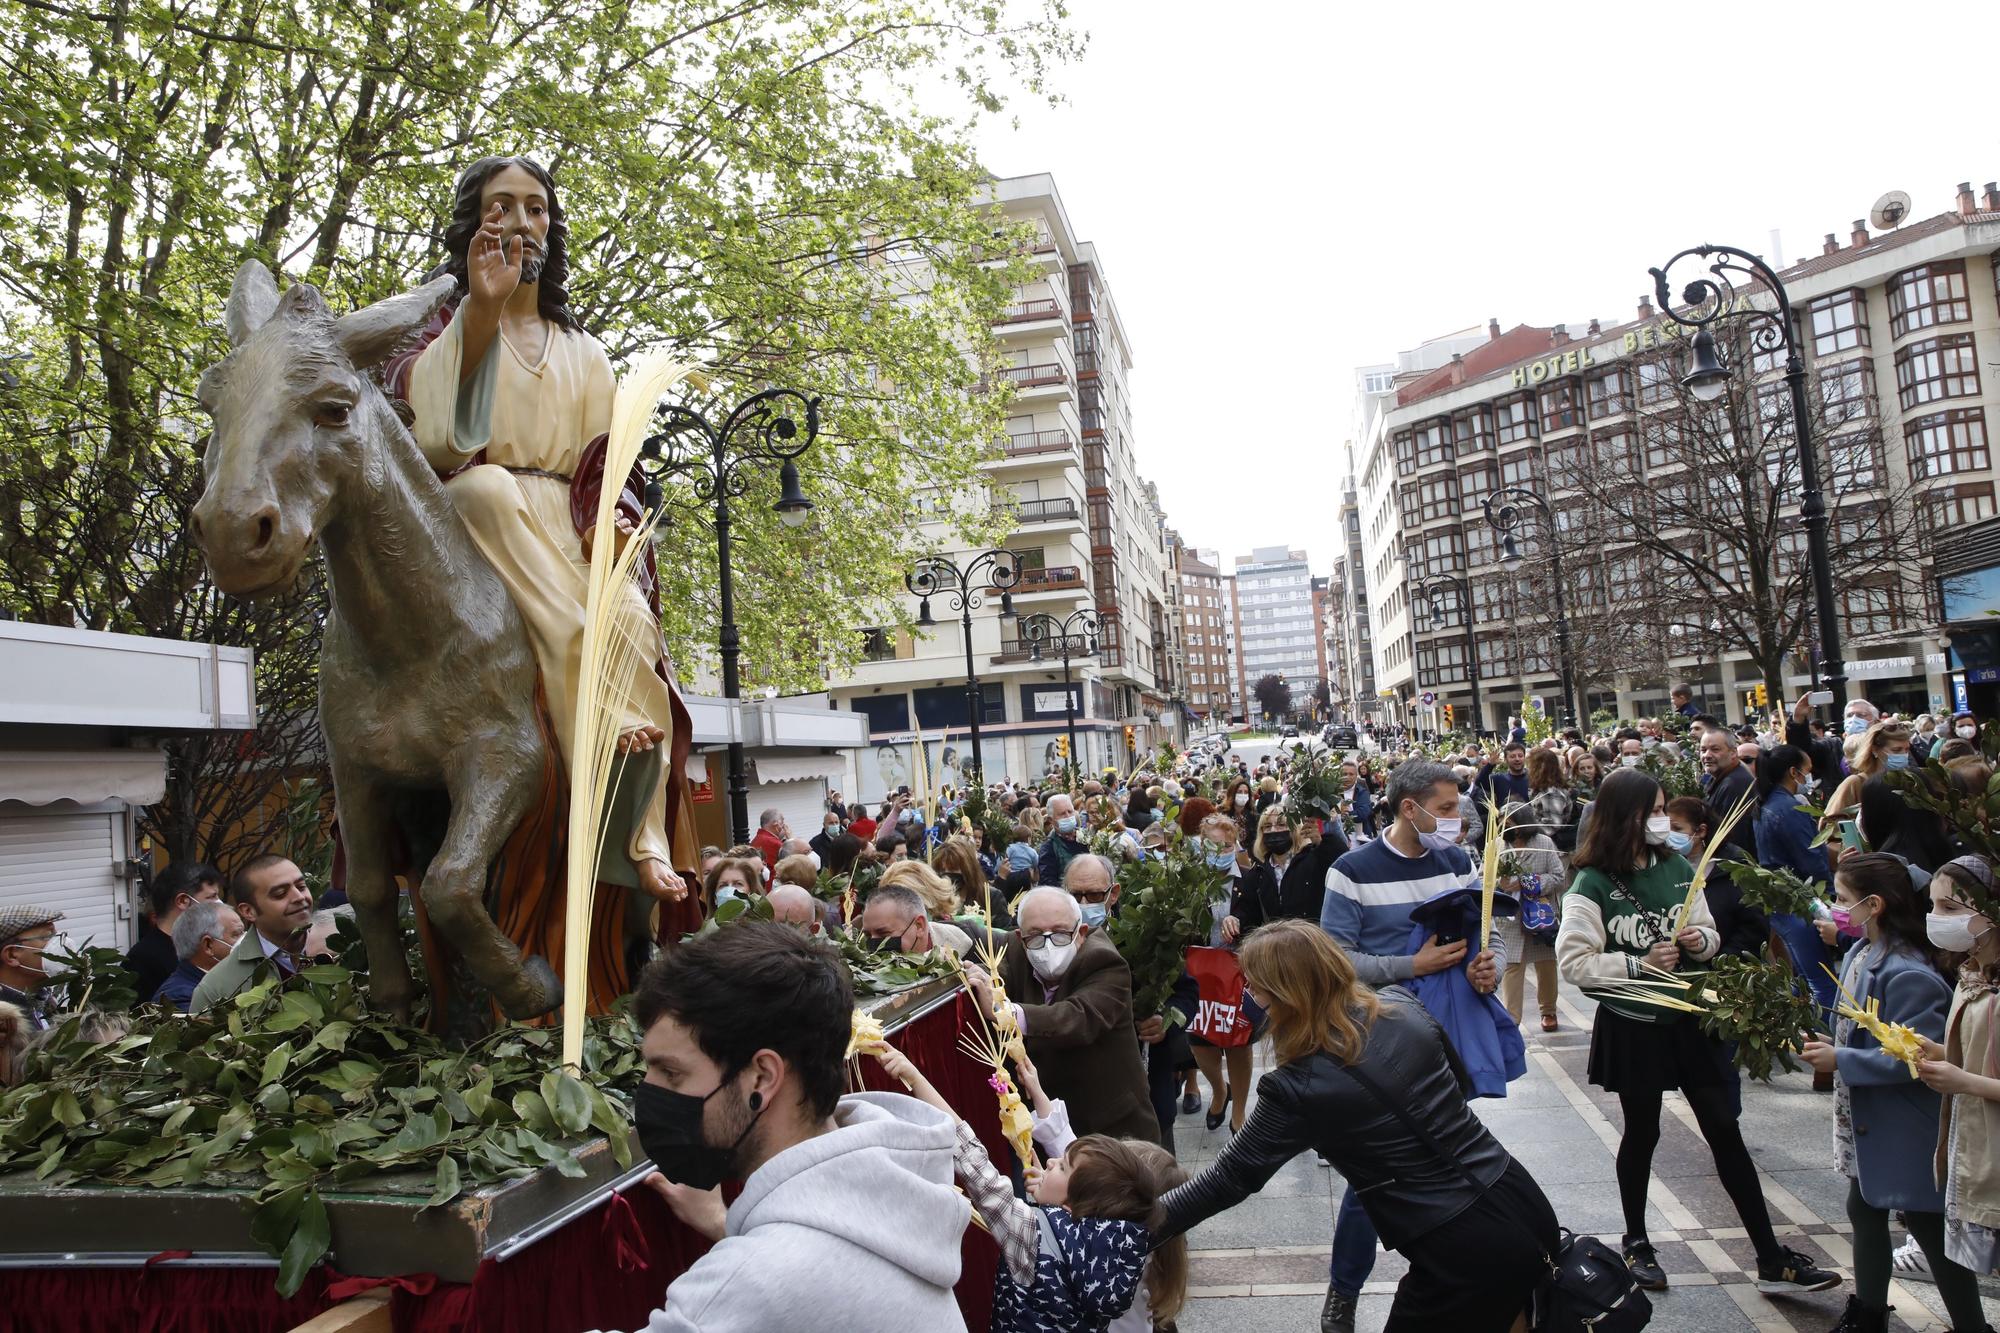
[0,906,63,948]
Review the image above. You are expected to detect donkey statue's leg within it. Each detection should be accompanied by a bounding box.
[333,775,420,1022]
[425,729,562,1020]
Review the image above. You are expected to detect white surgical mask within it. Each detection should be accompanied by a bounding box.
[1234,792,1249,807]
[1959,725,1978,740]
[1927,911,1985,954]
[1412,805,1461,853]
[1027,937,1078,981]
[1644,814,1673,845]
[1620,754,1641,768]
[1845,716,1870,736]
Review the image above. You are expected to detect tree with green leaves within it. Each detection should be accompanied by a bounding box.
[0,0,1081,861]
[1253,673,1291,723]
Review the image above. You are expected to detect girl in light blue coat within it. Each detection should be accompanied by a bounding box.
[1801,853,1987,1333]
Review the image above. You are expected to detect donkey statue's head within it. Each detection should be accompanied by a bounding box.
[191,261,456,597]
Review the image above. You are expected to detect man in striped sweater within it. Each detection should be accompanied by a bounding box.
[1311,758,1505,1333]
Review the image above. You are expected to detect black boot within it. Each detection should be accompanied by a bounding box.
[1827,1295,1889,1333]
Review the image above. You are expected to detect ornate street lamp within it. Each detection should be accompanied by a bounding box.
[640,387,820,845]
[1649,244,1847,710]
[906,549,1023,786]
[1482,485,1578,729]
[1020,608,1101,786]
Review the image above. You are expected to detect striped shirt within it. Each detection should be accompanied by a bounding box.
[1318,834,1503,985]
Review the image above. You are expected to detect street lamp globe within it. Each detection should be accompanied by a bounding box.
[1682,327,1731,403]
[773,459,814,526]
[1501,535,1523,572]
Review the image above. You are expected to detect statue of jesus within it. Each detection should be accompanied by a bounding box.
[388,156,693,910]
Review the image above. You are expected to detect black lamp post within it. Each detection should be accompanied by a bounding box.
[1649,244,1847,712]
[640,388,820,847]
[1021,608,1101,787]
[1482,485,1578,728]
[906,549,1023,787]
[1409,565,1485,737]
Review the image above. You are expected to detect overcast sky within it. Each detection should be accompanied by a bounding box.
[967,0,2000,575]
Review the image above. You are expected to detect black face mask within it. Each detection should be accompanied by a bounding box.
[1263,831,1294,857]
[633,1073,763,1191]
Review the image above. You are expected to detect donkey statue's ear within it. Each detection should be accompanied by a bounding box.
[333,274,460,371]
[225,261,281,347]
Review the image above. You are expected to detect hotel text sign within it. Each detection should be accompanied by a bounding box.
[1510,320,1682,389]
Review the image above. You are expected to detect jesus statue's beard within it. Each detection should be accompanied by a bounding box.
[518,254,544,285]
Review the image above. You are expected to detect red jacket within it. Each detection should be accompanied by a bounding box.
[751,827,784,869]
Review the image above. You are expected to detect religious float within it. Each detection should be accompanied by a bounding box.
[0,157,1014,1333]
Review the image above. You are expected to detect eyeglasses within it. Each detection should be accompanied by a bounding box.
[1021,929,1077,950]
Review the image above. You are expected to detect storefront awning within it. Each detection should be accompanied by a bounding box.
[0,749,168,806]
[751,754,844,785]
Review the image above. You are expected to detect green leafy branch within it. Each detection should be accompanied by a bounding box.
[0,962,645,1297]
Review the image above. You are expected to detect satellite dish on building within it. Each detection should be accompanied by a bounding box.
[1870,190,1912,230]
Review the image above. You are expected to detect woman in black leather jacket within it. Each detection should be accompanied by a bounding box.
[1227,806,1347,932]
[1155,920,1558,1332]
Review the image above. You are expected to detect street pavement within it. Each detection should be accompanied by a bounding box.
[1173,983,2000,1332]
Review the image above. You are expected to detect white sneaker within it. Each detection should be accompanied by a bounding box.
[1892,1234,1934,1284]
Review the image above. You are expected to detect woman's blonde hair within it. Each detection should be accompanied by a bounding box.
[1085,795,1123,831]
[879,858,959,919]
[1853,722,1912,779]
[1252,805,1291,862]
[772,854,818,891]
[1064,1135,1188,1322]
[1198,812,1238,845]
[1239,919,1380,1067]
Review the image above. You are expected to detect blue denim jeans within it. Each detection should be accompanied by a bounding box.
[1328,1182,1379,1294]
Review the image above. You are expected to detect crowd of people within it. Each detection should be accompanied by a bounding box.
[8,689,2000,1332]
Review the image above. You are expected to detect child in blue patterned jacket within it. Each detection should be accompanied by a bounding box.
[871,1044,1187,1333]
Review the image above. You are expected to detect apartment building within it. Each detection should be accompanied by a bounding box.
[827,173,1181,798]
[1174,543,1234,725]
[1232,546,1320,721]
[1331,454,1378,720]
[1362,180,2000,728]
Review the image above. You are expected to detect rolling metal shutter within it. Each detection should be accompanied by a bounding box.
[0,801,131,952]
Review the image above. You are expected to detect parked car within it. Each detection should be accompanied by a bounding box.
[1278,724,1298,739]
[1323,723,1359,749]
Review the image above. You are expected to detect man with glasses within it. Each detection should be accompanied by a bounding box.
[964,877,1156,1144]
[858,884,970,957]
[191,851,316,1015]
[0,906,66,1032]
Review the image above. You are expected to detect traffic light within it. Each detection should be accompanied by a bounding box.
[1743,683,1769,714]
[1442,703,1455,731]
[1754,683,1768,708]
[1123,724,1136,752]
[1056,735,1069,759]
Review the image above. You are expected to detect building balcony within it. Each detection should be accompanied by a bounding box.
[1014,564,1088,595]
[1008,497,1082,526]
[980,362,1071,402]
[982,430,1079,471]
[994,298,1067,338]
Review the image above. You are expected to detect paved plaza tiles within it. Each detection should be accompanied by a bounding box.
[1175,987,2000,1332]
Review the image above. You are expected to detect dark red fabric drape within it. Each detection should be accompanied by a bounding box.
[0,991,1001,1333]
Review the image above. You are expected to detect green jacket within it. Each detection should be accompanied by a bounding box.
[188,927,290,1016]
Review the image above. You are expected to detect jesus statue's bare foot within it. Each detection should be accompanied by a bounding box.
[638,857,686,903]
[617,724,666,754]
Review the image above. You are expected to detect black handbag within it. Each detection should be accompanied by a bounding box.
[1332,1060,1651,1333]
[1536,1229,1653,1333]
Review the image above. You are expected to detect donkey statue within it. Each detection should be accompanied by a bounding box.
[192,261,562,1028]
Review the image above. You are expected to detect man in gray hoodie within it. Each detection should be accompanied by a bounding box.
[608,921,970,1333]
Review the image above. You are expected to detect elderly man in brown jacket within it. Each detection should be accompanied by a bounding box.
[967,871,1157,1145]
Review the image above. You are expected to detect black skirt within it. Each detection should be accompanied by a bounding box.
[1386,1159,1560,1333]
[1587,1005,1734,1094]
